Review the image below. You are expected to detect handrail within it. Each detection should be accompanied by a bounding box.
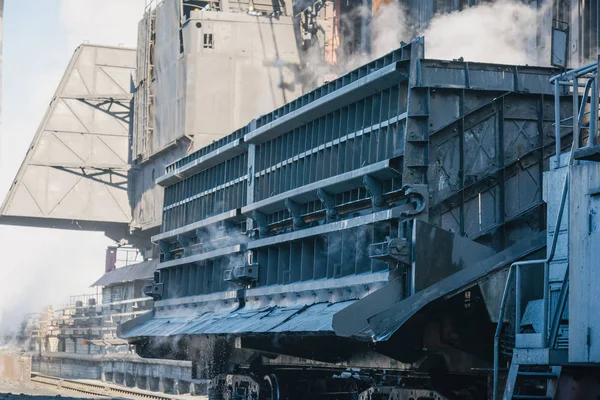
[492,142,574,400]
[548,268,569,348]
[549,61,597,83]
[492,259,545,400]
[554,73,595,166]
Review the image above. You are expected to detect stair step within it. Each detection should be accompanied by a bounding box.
[517,371,559,379]
[512,396,552,400]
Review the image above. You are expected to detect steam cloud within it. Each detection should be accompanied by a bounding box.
[419,0,549,65]
[307,0,553,84]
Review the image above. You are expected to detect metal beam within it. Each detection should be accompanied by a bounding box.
[244,62,409,144]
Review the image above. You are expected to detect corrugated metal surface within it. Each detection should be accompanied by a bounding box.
[91,259,158,287]
[121,301,355,338]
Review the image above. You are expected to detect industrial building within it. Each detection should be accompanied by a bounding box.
[3,0,600,398]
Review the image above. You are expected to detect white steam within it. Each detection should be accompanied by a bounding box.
[319,0,553,82]
[370,0,411,59]
[421,0,550,65]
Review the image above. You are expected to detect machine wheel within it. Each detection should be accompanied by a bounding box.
[260,374,280,400]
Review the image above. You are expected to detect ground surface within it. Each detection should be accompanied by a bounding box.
[0,379,106,399]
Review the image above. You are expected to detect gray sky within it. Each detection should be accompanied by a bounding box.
[0,0,146,332]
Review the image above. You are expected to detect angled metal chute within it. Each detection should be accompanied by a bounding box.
[332,227,546,342]
[0,44,136,239]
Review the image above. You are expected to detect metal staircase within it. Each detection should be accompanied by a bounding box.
[503,365,562,400]
[493,59,600,400]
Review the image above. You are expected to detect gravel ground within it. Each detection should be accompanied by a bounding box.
[0,379,107,400]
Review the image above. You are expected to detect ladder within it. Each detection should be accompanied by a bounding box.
[503,364,561,400]
[493,60,600,400]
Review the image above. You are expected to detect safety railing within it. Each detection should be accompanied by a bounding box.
[492,138,573,400]
[552,59,599,163]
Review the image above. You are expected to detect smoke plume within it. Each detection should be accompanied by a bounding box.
[421,0,550,65]
[306,0,553,85]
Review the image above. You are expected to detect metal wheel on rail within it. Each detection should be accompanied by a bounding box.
[260,374,280,400]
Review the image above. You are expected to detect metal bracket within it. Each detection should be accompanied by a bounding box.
[177,234,191,248]
[177,234,194,256]
[284,198,305,229]
[400,184,427,217]
[247,166,253,186]
[317,188,337,222]
[369,237,410,264]
[252,210,270,236]
[363,175,386,209]
[143,282,164,300]
[223,264,259,286]
[158,240,172,261]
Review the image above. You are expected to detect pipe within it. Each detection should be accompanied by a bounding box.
[591,76,598,147]
[574,77,580,150]
[555,80,561,166]
[549,62,597,83]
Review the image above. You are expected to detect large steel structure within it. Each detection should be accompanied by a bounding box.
[4,0,600,398]
[0,44,136,240]
[117,38,600,399]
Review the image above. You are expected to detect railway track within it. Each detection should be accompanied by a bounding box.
[30,373,190,400]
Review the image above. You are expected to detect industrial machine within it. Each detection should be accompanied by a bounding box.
[118,36,600,399]
[5,0,600,399]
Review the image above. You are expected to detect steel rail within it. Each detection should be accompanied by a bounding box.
[31,373,185,400]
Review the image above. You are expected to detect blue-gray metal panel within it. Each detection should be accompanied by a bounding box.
[155,289,240,308]
[253,42,417,128]
[274,302,352,332]
[246,206,410,250]
[162,152,248,232]
[157,139,246,187]
[200,306,303,334]
[165,125,248,173]
[120,301,356,338]
[91,259,158,287]
[356,230,546,341]
[245,271,389,298]
[152,209,241,243]
[121,316,195,338]
[568,161,600,363]
[244,63,408,144]
[242,160,399,215]
[418,60,558,94]
[158,244,244,269]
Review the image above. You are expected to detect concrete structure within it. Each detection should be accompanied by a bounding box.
[0,353,31,383]
[22,256,207,395]
[32,353,204,395]
[92,258,157,330]
[26,256,156,356]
